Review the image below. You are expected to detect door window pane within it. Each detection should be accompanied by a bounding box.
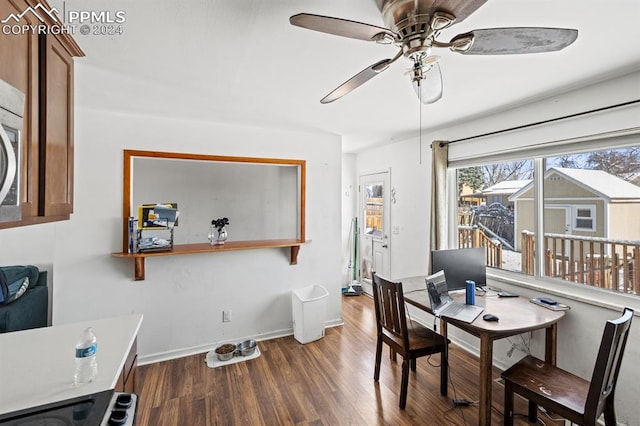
[364,183,384,238]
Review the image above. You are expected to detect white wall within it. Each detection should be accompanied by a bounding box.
[356,70,640,425]
[356,141,431,279]
[340,154,357,286]
[0,64,344,364]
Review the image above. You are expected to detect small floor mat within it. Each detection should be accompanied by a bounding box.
[205,346,261,368]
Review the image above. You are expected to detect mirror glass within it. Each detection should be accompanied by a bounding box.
[125,151,304,246]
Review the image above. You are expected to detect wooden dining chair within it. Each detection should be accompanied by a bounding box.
[501,307,634,425]
[372,273,449,409]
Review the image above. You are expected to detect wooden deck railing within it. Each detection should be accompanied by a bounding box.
[521,231,640,294]
[458,226,503,268]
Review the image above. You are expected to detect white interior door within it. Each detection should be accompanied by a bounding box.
[359,171,390,283]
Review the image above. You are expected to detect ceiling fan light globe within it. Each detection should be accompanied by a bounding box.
[411,61,443,104]
[412,79,441,104]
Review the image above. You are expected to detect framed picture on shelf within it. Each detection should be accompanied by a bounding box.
[137,203,179,229]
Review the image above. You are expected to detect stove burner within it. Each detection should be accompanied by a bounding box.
[102,392,137,426]
[115,394,133,409]
[108,408,128,425]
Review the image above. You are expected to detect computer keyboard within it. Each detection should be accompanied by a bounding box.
[442,302,464,316]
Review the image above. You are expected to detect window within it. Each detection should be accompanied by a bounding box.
[456,161,533,274]
[573,206,595,231]
[363,182,384,238]
[455,144,640,297]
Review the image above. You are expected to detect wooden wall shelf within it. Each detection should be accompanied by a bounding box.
[113,239,307,281]
[119,151,306,281]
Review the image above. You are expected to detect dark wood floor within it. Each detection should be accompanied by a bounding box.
[136,294,561,425]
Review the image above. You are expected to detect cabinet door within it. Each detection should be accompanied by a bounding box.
[39,35,74,217]
[116,339,138,393]
[123,357,137,394]
[0,0,40,221]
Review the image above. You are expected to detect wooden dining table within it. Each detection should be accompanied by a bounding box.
[401,276,566,426]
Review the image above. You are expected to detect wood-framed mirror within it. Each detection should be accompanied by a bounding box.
[113,149,307,280]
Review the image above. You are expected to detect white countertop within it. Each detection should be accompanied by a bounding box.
[0,314,143,415]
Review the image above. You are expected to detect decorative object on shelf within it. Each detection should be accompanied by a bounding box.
[134,203,178,253]
[138,203,179,229]
[209,217,230,245]
[137,229,174,252]
[127,217,138,254]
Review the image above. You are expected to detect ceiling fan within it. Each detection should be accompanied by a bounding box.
[290,0,578,104]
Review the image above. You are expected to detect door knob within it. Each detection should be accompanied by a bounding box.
[382,244,388,248]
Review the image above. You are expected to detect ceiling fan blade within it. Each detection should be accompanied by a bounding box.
[451,27,578,55]
[321,58,393,104]
[290,13,397,43]
[414,62,443,104]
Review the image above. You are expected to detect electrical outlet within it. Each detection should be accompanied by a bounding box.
[223,310,232,322]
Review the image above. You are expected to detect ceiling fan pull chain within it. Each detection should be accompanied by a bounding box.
[419,80,423,165]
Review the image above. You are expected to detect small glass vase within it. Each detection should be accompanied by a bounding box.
[208,226,228,245]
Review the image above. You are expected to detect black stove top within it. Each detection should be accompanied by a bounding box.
[0,390,137,426]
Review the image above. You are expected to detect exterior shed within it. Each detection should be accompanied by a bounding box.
[509,167,640,252]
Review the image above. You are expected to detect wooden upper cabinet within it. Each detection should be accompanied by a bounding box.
[0,0,40,220]
[39,35,75,217]
[0,0,84,228]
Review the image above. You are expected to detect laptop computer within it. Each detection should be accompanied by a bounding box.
[426,270,484,323]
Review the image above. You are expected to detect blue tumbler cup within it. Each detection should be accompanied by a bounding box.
[465,280,476,305]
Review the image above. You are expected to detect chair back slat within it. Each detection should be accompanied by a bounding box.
[372,272,449,408]
[585,307,634,423]
[372,274,410,351]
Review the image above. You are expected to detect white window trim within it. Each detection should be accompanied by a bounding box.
[572,204,596,231]
[447,106,640,312]
[448,103,640,167]
[488,268,640,313]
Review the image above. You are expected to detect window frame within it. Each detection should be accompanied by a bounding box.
[572,204,596,231]
[445,104,640,312]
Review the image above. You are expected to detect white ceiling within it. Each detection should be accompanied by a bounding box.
[55,0,640,152]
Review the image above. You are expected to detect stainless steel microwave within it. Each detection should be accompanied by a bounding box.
[0,78,24,223]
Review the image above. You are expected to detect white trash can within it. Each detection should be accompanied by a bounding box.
[292,285,329,344]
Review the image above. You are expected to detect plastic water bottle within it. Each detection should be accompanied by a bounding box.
[74,326,98,385]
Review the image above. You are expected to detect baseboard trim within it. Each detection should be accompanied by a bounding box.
[139,318,344,366]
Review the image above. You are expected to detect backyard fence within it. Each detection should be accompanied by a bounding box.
[458,226,502,268]
[521,231,640,294]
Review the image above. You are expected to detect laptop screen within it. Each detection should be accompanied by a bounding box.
[425,270,452,311]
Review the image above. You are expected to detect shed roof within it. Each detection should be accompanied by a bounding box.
[509,167,640,201]
[482,180,531,196]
